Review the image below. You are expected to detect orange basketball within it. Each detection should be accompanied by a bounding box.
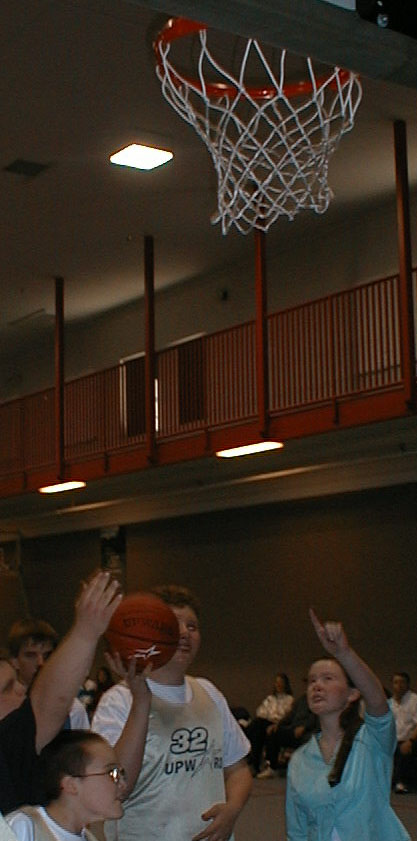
[105,592,180,672]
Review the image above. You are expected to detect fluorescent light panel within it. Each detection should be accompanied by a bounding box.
[38,480,86,494]
[110,144,173,171]
[216,441,284,458]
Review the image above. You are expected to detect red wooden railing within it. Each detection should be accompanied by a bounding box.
[0,271,415,485]
[268,275,402,410]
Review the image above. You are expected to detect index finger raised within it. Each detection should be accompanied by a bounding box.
[309,607,323,634]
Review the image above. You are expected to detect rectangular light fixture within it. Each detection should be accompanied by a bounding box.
[38,480,86,494]
[110,143,173,171]
[216,441,284,458]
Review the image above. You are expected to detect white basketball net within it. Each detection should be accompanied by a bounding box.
[155,25,362,234]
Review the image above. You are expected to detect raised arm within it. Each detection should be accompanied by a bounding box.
[309,608,388,717]
[30,571,122,751]
[104,653,152,796]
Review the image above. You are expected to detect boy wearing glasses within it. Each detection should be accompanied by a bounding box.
[5,730,126,841]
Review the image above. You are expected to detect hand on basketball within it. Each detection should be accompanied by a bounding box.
[309,607,349,658]
[105,650,152,701]
[75,571,122,641]
[192,802,236,841]
[104,649,126,680]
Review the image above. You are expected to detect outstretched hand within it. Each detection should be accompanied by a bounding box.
[309,607,388,717]
[105,650,152,703]
[75,570,122,641]
[309,607,349,658]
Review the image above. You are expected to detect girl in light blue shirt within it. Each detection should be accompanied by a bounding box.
[286,609,410,841]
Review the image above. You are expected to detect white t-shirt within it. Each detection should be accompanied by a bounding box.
[6,807,87,841]
[389,691,417,741]
[255,692,293,723]
[69,698,89,730]
[0,813,20,841]
[92,676,250,767]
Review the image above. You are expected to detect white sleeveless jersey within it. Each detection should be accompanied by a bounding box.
[6,807,94,841]
[105,677,230,841]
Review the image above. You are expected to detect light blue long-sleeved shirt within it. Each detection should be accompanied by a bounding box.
[286,709,410,841]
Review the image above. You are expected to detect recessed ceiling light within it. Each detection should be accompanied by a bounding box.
[215,441,284,458]
[110,144,173,171]
[38,480,86,494]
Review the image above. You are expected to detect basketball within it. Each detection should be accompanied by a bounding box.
[105,592,180,671]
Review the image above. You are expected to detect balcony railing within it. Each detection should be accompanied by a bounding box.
[0,270,415,482]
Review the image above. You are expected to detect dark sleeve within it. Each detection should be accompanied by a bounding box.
[0,697,42,814]
[278,696,316,739]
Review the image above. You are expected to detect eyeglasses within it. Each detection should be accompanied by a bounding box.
[77,767,126,784]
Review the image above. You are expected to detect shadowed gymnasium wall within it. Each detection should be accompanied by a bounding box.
[0,569,29,644]
[20,530,100,637]
[11,482,417,712]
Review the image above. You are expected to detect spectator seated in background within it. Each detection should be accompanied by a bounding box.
[79,666,115,722]
[256,689,317,779]
[78,677,98,720]
[230,706,252,731]
[246,672,293,775]
[389,672,417,793]
[90,667,114,717]
[6,729,126,841]
[8,618,89,730]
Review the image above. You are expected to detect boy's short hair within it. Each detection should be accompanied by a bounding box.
[8,619,58,657]
[150,585,201,619]
[40,729,106,802]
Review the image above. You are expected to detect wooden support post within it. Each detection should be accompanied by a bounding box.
[144,235,156,462]
[54,276,65,479]
[254,229,269,436]
[394,119,416,410]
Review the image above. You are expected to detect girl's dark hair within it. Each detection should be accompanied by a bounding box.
[274,672,292,696]
[309,657,364,787]
[328,697,363,786]
[40,729,106,802]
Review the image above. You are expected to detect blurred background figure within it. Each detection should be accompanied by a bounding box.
[257,688,317,778]
[246,672,293,775]
[390,672,417,793]
[8,618,89,730]
[89,666,114,719]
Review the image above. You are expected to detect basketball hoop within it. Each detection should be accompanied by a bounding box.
[154,18,362,234]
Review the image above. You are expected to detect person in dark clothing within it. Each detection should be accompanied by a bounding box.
[256,691,317,778]
[0,570,121,814]
[246,672,293,775]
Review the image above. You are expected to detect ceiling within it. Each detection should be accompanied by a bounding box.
[0,414,416,540]
[1,0,417,538]
[1,0,417,332]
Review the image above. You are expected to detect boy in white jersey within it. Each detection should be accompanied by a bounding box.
[92,584,252,841]
[6,730,127,841]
